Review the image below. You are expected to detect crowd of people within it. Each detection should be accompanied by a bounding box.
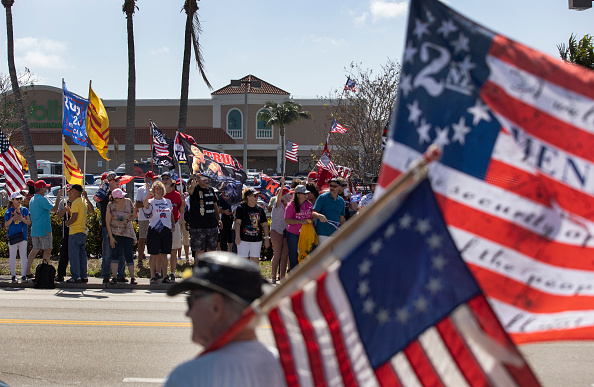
[3,169,377,285]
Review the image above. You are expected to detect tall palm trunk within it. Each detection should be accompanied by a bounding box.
[177,2,194,134]
[123,0,136,200]
[3,0,37,180]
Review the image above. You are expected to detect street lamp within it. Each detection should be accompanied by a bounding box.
[230,78,262,171]
[569,0,592,10]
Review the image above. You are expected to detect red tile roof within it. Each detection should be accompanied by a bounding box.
[8,127,236,147]
[211,74,290,96]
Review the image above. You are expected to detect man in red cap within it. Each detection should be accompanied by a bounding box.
[307,171,318,185]
[136,171,157,268]
[26,180,62,278]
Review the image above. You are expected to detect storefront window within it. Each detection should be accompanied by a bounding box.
[227,109,242,139]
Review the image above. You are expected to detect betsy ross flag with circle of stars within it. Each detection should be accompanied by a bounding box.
[0,128,26,195]
[379,0,594,348]
[269,179,540,386]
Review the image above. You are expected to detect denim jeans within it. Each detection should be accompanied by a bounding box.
[68,233,87,280]
[286,231,300,271]
[112,235,134,266]
[102,227,125,278]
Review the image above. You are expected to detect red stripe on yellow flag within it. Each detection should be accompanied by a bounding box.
[62,140,84,185]
[86,85,110,160]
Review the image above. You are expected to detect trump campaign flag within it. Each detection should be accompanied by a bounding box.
[344,76,358,92]
[62,139,84,185]
[62,82,91,148]
[259,174,281,203]
[379,0,594,344]
[86,85,110,160]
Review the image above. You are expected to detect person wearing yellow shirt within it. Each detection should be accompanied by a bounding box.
[64,185,88,283]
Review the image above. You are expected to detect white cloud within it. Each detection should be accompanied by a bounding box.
[355,12,369,28]
[14,37,69,70]
[370,1,408,21]
[150,46,170,56]
[303,34,345,48]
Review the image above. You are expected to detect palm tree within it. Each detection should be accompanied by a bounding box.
[257,101,312,175]
[2,0,37,180]
[558,33,594,70]
[122,0,137,199]
[178,0,212,135]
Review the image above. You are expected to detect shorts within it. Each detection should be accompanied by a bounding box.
[32,232,52,250]
[147,226,173,255]
[220,224,233,246]
[180,218,190,246]
[237,240,262,258]
[189,227,218,252]
[138,220,149,239]
[172,222,182,250]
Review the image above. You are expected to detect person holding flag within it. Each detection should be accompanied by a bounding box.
[5,192,31,283]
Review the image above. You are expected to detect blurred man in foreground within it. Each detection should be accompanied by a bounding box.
[165,252,285,387]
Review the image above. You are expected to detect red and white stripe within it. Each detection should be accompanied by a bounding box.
[378,35,594,344]
[153,137,169,157]
[0,145,26,195]
[286,141,299,163]
[336,165,352,180]
[270,264,538,386]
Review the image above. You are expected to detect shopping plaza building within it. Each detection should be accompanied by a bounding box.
[9,75,332,176]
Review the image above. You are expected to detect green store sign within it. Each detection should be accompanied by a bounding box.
[5,99,62,128]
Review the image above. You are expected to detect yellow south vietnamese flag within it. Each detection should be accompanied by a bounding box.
[63,140,84,185]
[86,85,110,160]
[13,147,28,171]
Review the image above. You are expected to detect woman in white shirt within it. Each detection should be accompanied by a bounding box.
[143,180,174,284]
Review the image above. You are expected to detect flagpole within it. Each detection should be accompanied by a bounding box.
[149,120,154,173]
[61,79,67,240]
[201,145,442,355]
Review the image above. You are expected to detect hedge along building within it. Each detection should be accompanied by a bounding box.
[7,75,331,176]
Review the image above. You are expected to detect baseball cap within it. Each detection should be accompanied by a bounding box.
[67,184,83,192]
[101,172,108,181]
[244,187,257,196]
[328,178,340,185]
[308,171,318,180]
[145,171,157,179]
[111,188,127,199]
[106,172,120,182]
[161,171,172,179]
[10,192,24,200]
[281,187,290,196]
[26,179,35,187]
[294,185,310,194]
[167,252,267,306]
[34,180,51,189]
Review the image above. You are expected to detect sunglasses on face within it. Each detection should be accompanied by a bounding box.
[162,177,171,181]
[186,292,211,310]
[14,198,23,201]
[329,185,339,188]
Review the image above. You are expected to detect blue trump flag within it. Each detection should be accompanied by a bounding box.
[62,82,91,148]
[268,179,540,386]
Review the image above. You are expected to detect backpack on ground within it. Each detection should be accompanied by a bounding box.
[33,259,56,289]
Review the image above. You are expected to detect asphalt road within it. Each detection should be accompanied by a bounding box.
[0,288,592,386]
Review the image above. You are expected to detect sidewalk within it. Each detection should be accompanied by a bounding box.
[0,275,173,291]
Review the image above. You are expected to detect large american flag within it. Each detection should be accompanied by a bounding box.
[379,0,594,344]
[0,128,26,195]
[268,179,539,386]
[286,140,298,163]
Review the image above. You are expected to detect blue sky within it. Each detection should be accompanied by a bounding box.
[0,0,591,100]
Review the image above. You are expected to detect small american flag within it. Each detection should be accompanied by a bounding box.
[330,119,348,134]
[285,140,298,163]
[336,165,352,180]
[344,76,358,92]
[0,128,26,195]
